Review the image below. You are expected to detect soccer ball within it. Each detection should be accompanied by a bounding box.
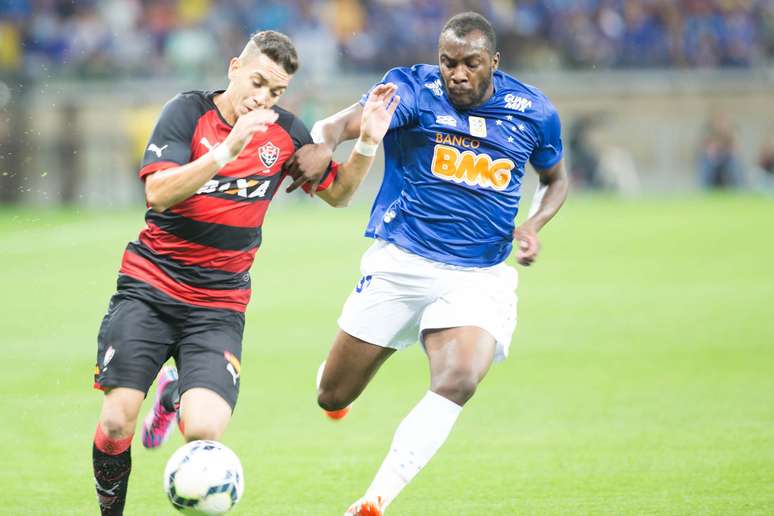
[164,440,244,515]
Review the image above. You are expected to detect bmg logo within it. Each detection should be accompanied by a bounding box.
[430,144,514,191]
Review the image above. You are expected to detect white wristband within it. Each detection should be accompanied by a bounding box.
[353,138,378,157]
[211,144,236,168]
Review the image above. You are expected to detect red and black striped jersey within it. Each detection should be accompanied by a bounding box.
[119,90,336,312]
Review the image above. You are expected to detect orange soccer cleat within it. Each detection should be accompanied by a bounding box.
[344,497,384,516]
[325,406,351,420]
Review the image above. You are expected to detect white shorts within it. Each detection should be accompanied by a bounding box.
[337,239,518,362]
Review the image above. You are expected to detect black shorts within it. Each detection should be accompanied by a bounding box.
[93,277,245,410]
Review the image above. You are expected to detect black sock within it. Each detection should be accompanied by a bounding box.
[93,444,131,515]
[161,379,180,413]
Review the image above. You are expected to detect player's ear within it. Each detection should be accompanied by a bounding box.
[227,57,241,81]
[491,51,500,71]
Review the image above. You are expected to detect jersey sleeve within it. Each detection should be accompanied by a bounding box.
[139,94,198,179]
[529,102,563,171]
[286,112,313,149]
[359,67,418,129]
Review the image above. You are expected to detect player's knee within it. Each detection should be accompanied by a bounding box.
[432,369,479,406]
[317,387,351,412]
[432,380,477,406]
[182,420,224,442]
[99,388,144,438]
[99,411,135,439]
[178,387,232,442]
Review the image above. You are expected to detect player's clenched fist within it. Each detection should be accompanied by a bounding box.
[359,83,400,145]
[223,108,279,157]
[514,224,540,266]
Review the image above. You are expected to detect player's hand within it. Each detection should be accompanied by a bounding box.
[359,83,400,145]
[514,224,540,266]
[284,143,333,194]
[223,108,279,158]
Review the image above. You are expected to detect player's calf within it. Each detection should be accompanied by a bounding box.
[317,384,355,413]
[316,360,352,419]
[94,388,144,516]
[93,425,133,516]
[317,332,395,419]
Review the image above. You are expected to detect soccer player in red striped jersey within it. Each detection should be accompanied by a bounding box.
[91,30,399,515]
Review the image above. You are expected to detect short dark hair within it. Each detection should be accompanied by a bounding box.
[250,30,299,74]
[441,12,497,55]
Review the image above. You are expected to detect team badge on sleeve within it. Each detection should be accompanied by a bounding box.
[258,142,280,168]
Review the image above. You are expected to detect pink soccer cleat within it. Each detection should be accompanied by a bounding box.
[141,365,179,449]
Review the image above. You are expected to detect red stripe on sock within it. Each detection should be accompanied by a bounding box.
[94,424,133,455]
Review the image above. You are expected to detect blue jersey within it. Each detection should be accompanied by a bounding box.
[361,65,563,267]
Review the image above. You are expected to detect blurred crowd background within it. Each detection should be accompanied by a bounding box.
[1,0,773,206]
[2,0,774,77]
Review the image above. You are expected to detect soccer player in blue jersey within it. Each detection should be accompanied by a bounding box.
[291,12,568,515]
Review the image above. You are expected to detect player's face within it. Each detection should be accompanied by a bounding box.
[438,30,499,110]
[227,52,291,117]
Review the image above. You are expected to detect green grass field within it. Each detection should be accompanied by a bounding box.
[1,195,772,515]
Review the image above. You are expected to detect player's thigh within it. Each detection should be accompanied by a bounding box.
[175,307,244,415]
[98,387,146,438]
[178,387,232,441]
[420,263,518,363]
[424,326,497,385]
[320,329,395,400]
[93,292,176,395]
[338,241,434,350]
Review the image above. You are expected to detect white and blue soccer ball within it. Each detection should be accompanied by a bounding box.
[164,440,244,515]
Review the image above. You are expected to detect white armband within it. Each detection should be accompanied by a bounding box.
[211,144,236,169]
[353,138,378,157]
[310,121,325,144]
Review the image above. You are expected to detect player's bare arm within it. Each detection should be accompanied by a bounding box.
[515,159,569,266]
[284,102,365,193]
[313,102,364,152]
[315,84,399,207]
[144,108,278,212]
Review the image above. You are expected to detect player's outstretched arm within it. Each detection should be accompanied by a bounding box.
[316,83,399,207]
[284,102,365,194]
[311,102,364,152]
[514,160,569,266]
[145,109,277,212]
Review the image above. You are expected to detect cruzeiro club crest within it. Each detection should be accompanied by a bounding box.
[258,141,280,168]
